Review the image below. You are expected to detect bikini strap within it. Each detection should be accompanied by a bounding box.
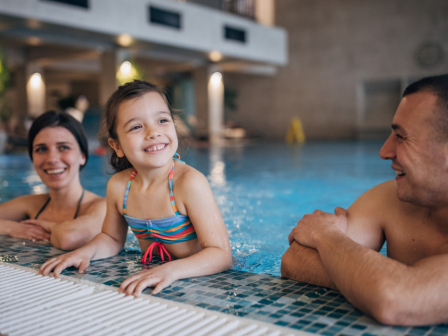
[123,169,137,215]
[35,197,51,220]
[35,188,85,220]
[169,158,181,215]
[73,189,85,219]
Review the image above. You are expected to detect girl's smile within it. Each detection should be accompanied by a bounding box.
[109,92,178,170]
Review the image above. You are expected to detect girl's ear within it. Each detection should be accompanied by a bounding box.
[108,138,125,158]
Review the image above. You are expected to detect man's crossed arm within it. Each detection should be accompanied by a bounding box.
[281,182,448,325]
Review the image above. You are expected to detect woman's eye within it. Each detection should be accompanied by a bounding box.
[59,145,70,151]
[34,147,46,153]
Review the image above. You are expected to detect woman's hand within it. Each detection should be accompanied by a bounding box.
[20,219,56,233]
[119,263,178,297]
[39,249,92,277]
[8,221,50,241]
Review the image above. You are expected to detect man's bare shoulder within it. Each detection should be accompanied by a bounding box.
[349,180,401,213]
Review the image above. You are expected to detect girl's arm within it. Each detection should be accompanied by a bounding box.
[0,195,50,240]
[39,175,129,277]
[20,197,107,250]
[120,170,232,296]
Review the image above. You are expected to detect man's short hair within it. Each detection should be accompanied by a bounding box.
[403,74,448,141]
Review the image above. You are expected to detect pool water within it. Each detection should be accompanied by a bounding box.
[0,141,393,276]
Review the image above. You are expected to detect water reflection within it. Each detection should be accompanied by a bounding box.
[208,145,226,186]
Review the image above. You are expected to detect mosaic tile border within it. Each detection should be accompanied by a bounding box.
[1,236,447,336]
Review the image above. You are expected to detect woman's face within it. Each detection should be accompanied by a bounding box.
[32,126,86,191]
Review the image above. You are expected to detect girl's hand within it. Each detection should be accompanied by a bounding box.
[9,222,50,241]
[20,219,55,233]
[119,263,178,297]
[39,249,91,278]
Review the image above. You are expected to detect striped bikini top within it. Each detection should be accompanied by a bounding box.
[122,156,197,244]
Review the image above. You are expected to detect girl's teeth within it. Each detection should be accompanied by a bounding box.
[147,144,166,152]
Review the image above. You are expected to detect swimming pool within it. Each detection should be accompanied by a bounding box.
[0,141,393,276]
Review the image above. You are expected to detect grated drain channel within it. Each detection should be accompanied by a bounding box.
[0,264,311,336]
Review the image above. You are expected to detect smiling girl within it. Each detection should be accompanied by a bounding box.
[0,111,106,250]
[40,80,232,296]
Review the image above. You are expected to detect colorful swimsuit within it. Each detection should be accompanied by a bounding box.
[123,156,197,263]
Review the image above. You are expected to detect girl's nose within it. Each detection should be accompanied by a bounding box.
[145,126,161,139]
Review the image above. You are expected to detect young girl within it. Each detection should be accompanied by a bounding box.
[40,80,232,296]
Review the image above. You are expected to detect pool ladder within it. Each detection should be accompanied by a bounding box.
[0,264,306,336]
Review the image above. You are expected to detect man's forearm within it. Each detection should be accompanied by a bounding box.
[281,241,336,289]
[315,230,411,324]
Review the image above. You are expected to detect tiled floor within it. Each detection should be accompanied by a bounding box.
[1,235,446,336]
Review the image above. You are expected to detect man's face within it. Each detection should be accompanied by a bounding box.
[379,92,448,208]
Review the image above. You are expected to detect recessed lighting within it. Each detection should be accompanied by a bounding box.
[118,34,133,47]
[210,72,222,86]
[209,51,222,62]
[120,61,132,75]
[30,73,42,88]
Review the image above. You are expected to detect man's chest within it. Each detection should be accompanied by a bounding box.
[384,215,448,265]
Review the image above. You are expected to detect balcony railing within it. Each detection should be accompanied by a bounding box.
[184,0,256,20]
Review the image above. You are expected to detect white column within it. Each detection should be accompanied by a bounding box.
[207,69,224,143]
[26,63,45,117]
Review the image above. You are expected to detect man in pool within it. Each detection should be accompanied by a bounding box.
[281,74,448,326]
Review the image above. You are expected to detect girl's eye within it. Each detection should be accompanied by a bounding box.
[159,118,169,124]
[130,125,142,131]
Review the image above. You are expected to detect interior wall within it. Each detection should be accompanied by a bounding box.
[227,0,448,140]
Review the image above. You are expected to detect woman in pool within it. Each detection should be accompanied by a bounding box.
[40,80,232,296]
[0,111,106,250]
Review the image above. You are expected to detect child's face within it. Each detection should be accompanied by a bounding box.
[109,92,178,170]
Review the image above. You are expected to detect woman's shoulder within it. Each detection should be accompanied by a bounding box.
[16,193,50,207]
[82,190,106,206]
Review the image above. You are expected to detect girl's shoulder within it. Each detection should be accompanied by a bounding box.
[174,161,210,193]
[107,168,135,191]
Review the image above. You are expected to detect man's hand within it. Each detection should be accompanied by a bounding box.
[20,219,56,233]
[288,207,348,249]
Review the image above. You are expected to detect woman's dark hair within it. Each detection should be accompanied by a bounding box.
[103,80,177,172]
[28,111,89,170]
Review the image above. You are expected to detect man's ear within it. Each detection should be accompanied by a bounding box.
[108,138,125,158]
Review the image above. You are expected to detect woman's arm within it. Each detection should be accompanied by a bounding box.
[0,195,51,240]
[21,197,107,250]
[39,175,129,277]
[120,169,232,296]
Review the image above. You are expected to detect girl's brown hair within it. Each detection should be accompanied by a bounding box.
[103,80,176,172]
